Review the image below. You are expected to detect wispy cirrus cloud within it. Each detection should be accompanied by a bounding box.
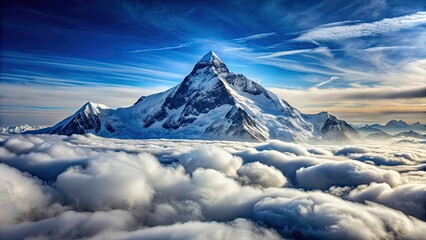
[257,47,332,58]
[129,31,275,54]
[232,32,277,42]
[223,47,251,52]
[313,76,339,88]
[363,46,418,52]
[296,11,426,42]
[0,51,182,87]
[315,20,362,28]
[130,42,194,53]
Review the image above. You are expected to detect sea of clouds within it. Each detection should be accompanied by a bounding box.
[0,133,425,240]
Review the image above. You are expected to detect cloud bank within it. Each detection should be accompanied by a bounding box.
[0,134,425,239]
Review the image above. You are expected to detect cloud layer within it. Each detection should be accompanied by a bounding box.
[296,11,426,42]
[0,134,425,239]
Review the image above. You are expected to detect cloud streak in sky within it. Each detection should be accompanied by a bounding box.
[232,32,277,42]
[363,46,418,52]
[313,76,339,88]
[0,51,182,86]
[256,47,332,58]
[296,11,426,42]
[130,42,194,53]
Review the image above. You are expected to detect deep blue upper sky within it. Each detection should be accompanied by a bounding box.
[1,0,425,126]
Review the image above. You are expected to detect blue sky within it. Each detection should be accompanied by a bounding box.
[1,0,425,126]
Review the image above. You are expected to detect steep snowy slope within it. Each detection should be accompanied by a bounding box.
[30,102,110,135]
[31,51,359,142]
[304,112,359,141]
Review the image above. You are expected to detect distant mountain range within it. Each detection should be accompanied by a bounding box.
[357,120,426,135]
[1,124,46,134]
[22,51,359,142]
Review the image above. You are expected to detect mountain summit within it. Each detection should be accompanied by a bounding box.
[199,50,221,63]
[31,51,359,142]
[192,50,229,75]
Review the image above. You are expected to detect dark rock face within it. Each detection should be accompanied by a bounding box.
[205,107,267,141]
[144,76,235,130]
[192,58,229,75]
[321,118,359,141]
[105,122,115,133]
[224,74,266,96]
[163,77,192,110]
[134,96,145,105]
[51,111,102,136]
[143,107,167,128]
[226,107,267,141]
[28,102,108,136]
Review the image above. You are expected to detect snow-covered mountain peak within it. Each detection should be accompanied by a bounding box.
[199,50,221,63]
[79,102,110,116]
[192,51,229,75]
[27,101,111,136]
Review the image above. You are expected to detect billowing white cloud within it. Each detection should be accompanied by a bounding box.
[90,219,282,240]
[2,210,136,240]
[256,140,310,156]
[254,192,426,239]
[179,145,243,176]
[296,160,401,189]
[347,182,426,220]
[56,153,155,210]
[1,134,425,239]
[237,162,287,188]
[335,146,367,155]
[0,164,52,224]
[238,148,321,183]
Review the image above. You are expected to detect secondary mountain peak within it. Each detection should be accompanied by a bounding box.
[83,101,109,110]
[385,119,408,128]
